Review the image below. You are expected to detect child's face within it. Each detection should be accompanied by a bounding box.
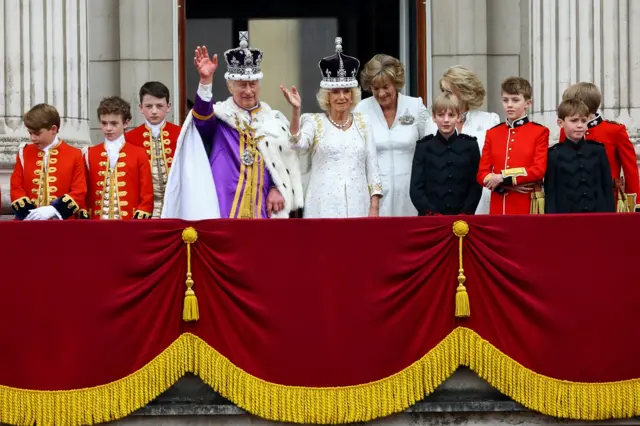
[139,95,171,125]
[433,109,459,135]
[27,126,58,149]
[501,93,532,121]
[99,114,129,141]
[558,114,588,141]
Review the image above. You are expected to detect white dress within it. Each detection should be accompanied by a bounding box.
[424,110,500,214]
[291,112,383,218]
[355,94,428,217]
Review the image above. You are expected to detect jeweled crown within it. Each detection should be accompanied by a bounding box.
[318,37,360,89]
[224,31,264,81]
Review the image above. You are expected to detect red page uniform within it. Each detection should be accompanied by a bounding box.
[477,117,549,215]
[10,139,87,220]
[82,140,153,220]
[126,121,181,217]
[560,115,639,211]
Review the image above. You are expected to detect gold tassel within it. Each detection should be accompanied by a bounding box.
[535,189,545,215]
[182,227,199,322]
[530,192,538,214]
[626,193,637,213]
[453,221,470,318]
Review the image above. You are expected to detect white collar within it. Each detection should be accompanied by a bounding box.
[105,134,125,148]
[39,136,60,153]
[145,120,165,137]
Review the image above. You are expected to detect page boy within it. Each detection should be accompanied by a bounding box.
[545,99,614,213]
[559,82,639,212]
[127,81,181,217]
[410,93,482,215]
[81,96,153,220]
[10,103,86,220]
[477,77,549,215]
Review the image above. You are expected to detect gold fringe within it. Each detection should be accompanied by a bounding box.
[0,335,190,426]
[2,331,640,424]
[453,221,470,318]
[182,227,200,322]
[457,327,640,421]
[191,332,459,424]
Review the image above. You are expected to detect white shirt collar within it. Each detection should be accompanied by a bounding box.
[104,134,125,168]
[145,120,165,138]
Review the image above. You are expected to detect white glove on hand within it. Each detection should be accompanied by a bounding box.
[25,205,59,220]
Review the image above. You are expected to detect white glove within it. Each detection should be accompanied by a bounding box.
[25,205,59,220]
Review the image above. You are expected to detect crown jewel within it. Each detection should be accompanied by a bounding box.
[318,36,360,89]
[224,31,264,81]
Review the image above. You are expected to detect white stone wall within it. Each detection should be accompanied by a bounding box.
[529,0,640,151]
[0,0,91,210]
[429,0,640,159]
[88,0,176,144]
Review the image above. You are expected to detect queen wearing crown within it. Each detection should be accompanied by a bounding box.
[162,32,303,219]
[281,38,383,218]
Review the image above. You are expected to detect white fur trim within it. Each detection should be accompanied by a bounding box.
[224,71,263,81]
[213,98,304,216]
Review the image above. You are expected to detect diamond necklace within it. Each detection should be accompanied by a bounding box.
[327,112,352,129]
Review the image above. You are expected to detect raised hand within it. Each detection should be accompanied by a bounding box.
[280,85,301,109]
[194,46,218,85]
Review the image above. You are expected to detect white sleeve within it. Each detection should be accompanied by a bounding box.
[423,107,437,137]
[289,114,316,151]
[417,98,429,139]
[365,120,383,196]
[197,83,213,102]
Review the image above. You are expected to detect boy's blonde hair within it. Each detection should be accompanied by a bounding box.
[501,77,533,100]
[557,99,589,120]
[432,93,462,116]
[561,82,601,115]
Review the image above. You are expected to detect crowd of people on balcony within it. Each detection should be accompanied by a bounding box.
[8,32,639,221]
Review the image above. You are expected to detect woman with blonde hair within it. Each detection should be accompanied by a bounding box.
[355,54,428,217]
[280,37,382,218]
[425,65,500,214]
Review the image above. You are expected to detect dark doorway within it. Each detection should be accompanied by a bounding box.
[181,0,402,117]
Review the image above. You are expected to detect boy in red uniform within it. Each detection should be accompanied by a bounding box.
[80,97,153,220]
[126,81,181,217]
[559,82,639,212]
[10,104,87,220]
[477,77,550,215]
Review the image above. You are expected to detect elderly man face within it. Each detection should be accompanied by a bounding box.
[228,80,261,109]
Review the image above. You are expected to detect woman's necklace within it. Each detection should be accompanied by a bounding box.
[327,112,352,129]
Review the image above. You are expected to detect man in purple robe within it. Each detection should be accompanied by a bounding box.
[162,32,303,220]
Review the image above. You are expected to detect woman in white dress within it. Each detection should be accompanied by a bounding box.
[355,54,428,217]
[424,65,500,214]
[280,37,382,218]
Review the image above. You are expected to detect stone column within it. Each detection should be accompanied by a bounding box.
[0,0,92,213]
[118,0,175,127]
[529,0,640,153]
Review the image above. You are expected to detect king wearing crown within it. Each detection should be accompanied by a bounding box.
[162,32,303,219]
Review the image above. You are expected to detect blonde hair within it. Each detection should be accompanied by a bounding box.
[557,99,589,120]
[561,82,601,114]
[439,66,485,110]
[360,54,405,91]
[316,87,362,113]
[432,93,462,116]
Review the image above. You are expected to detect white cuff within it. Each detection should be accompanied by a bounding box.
[197,83,213,102]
